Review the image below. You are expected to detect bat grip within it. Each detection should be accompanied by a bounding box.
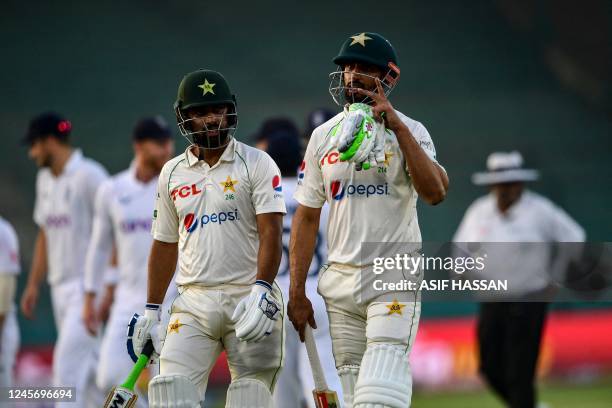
[304,326,329,391]
[121,339,154,390]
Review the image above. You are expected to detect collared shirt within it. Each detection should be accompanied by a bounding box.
[84,164,158,298]
[294,109,443,267]
[453,190,585,294]
[152,140,286,286]
[33,149,108,285]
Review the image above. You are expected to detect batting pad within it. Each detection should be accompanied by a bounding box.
[148,374,201,408]
[353,344,412,408]
[225,378,273,408]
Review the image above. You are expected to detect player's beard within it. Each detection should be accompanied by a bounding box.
[343,79,374,104]
[192,129,229,149]
[39,152,53,168]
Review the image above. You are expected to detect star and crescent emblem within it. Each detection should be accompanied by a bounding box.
[221,175,238,193]
[198,78,216,95]
[386,299,406,315]
[349,33,372,47]
[168,318,183,334]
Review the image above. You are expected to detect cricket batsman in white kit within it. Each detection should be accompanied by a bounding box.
[20,112,108,406]
[253,118,342,407]
[127,69,286,407]
[289,33,449,408]
[82,117,175,405]
[0,216,20,389]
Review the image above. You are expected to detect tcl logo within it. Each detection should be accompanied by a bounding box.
[171,184,202,201]
[320,152,339,167]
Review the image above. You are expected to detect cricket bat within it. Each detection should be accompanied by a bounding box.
[304,326,341,408]
[102,339,155,408]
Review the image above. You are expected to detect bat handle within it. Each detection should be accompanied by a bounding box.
[304,326,329,391]
[121,339,154,390]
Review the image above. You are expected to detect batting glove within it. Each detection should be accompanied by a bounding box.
[126,303,164,364]
[336,103,378,170]
[231,280,281,343]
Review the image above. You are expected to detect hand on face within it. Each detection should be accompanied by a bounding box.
[349,78,402,131]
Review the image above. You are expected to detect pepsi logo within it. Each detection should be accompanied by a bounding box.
[330,180,345,201]
[297,161,305,180]
[184,213,198,232]
[272,175,282,192]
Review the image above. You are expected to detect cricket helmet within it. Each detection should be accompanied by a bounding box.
[329,32,401,106]
[174,69,238,149]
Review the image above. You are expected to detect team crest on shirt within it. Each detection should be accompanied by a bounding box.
[378,151,394,174]
[168,318,183,334]
[386,299,406,315]
[221,175,238,200]
[272,175,283,198]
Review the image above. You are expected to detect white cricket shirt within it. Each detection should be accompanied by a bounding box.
[84,164,158,298]
[0,217,19,277]
[294,109,443,267]
[152,140,286,286]
[33,149,108,285]
[453,190,585,294]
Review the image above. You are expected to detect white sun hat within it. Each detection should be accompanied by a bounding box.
[472,151,539,185]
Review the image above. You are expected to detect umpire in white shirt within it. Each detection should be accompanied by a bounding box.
[454,151,585,408]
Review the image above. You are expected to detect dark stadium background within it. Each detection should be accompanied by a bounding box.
[0,0,610,406]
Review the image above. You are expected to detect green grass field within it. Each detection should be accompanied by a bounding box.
[412,380,612,408]
[205,379,612,407]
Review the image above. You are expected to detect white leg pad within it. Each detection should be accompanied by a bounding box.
[337,364,360,408]
[148,374,201,408]
[353,344,412,408]
[225,378,272,408]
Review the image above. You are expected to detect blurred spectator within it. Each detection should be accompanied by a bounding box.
[303,108,335,141]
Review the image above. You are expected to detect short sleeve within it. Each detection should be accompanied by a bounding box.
[293,135,327,208]
[151,164,180,243]
[251,153,286,215]
[411,122,440,165]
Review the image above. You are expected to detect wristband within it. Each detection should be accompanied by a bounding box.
[255,280,272,291]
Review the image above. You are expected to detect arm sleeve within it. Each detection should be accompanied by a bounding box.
[251,153,287,215]
[84,182,114,293]
[33,171,45,227]
[151,165,180,243]
[546,203,586,243]
[411,122,439,164]
[84,165,109,220]
[293,135,327,208]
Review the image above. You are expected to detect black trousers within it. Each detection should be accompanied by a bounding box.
[477,302,548,408]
